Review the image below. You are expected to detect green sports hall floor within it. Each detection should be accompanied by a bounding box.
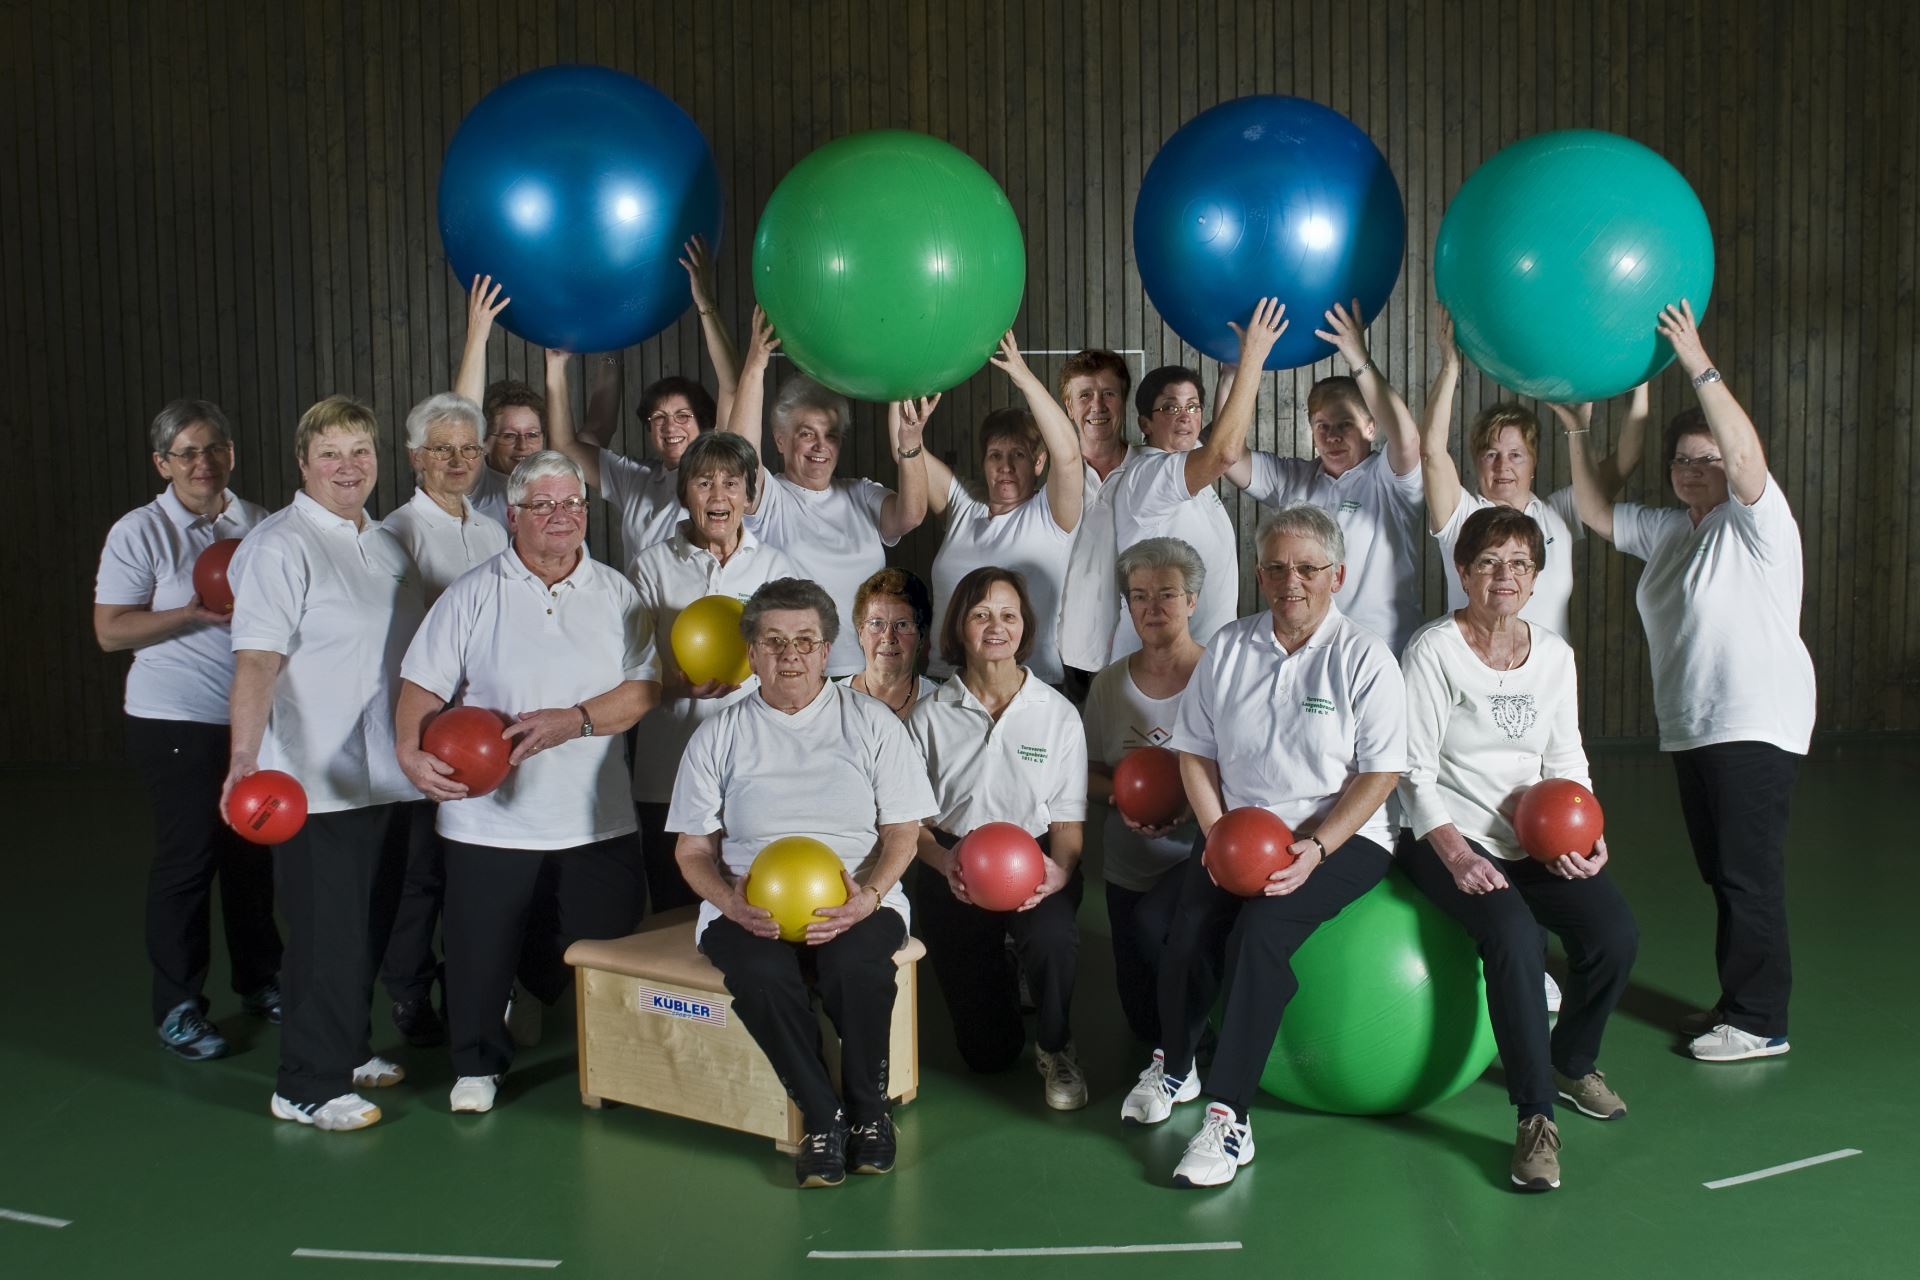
[3,742,1916,1280]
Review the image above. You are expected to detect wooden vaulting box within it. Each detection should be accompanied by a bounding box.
[565,909,925,1152]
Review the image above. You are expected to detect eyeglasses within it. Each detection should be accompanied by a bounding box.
[861,618,919,636]
[1257,561,1336,582]
[1669,453,1723,470]
[422,443,484,461]
[646,409,698,428]
[1153,401,1204,418]
[1125,588,1192,607]
[1468,556,1537,577]
[494,430,545,447]
[514,496,588,517]
[162,443,233,464]
[755,635,825,656]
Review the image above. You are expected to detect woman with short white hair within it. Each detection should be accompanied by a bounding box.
[95,398,280,1061]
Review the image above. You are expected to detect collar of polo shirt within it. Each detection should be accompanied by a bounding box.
[937,668,1041,716]
[503,541,588,590]
[671,517,763,561]
[1261,596,1347,651]
[159,485,236,529]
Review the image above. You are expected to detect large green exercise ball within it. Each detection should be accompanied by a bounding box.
[1260,869,1497,1115]
[751,131,1027,401]
[1434,129,1714,402]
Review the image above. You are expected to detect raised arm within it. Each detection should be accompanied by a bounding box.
[1552,401,1615,542]
[680,235,741,428]
[894,397,954,517]
[1187,298,1287,496]
[454,275,509,405]
[994,331,1083,533]
[877,391,931,540]
[1660,299,1765,503]
[543,350,603,488]
[1420,304,1466,532]
[577,355,622,451]
[1316,299,1421,476]
[1592,381,1650,498]
[727,305,778,464]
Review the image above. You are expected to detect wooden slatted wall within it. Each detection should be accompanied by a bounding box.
[5,0,1916,763]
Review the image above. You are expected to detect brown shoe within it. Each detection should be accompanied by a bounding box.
[1554,1069,1627,1120]
[1510,1114,1561,1191]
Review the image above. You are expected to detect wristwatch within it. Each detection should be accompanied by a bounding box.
[1691,367,1723,389]
[578,707,595,739]
[1307,835,1329,859]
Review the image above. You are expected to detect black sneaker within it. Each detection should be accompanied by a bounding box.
[847,1114,896,1175]
[796,1122,849,1188]
[392,996,448,1048]
[241,980,284,1024]
[157,1000,230,1061]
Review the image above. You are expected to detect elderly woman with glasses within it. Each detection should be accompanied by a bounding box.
[1122,504,1405,1190]
[668,577,937,1189]
[840,568,939,719]
[1565,301,1815,1066]
[629,432,801,913]
[1082,537,1207,1046]
[395,450,655,1115]
[224,395,426,1132]
[1397,505,1639,1193]
[95,399,280,1062]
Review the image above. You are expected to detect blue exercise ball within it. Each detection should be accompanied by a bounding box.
[437,65,723,353]
[1134,96,1406,371]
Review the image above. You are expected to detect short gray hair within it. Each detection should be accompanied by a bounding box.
[506,450,585,507]
[1256,503,1346,566]
[675,431,761,508]
[150,399,233,456]
[739,577,841,648]
[405,392,485,450]
[770,374,850,441]
[1115,536,1207,599]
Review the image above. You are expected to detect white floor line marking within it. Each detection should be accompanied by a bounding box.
[808,1242,1243,1260]
[292,1248,560,1269]
[1703,1148,1863,1190]
[0,1208,72,1229]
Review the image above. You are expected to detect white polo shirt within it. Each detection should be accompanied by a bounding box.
[1170,605,1407,851]
[1613,475,1816,754]
[904,672,1089,838]
[1056,447,1131,674]
[1397,615,1591,862]
[929,478,1075,684]
[400,546,646,850]
[1434,488,1582,636]
[1109,447,1240,656]
[228,491,426,814]
[746,469,899,677]
[1245,449,1426,655]
[835,673,942,709]
[381,488,510,605]
[600,447,688,564]
[469,465,510,528]
[628,522,800,803]
[95,488,269,724]
[1082,657,1198,891]
[667,680,939,943]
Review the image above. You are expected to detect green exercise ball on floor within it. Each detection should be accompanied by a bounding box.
[1260,869,1497,1115]
[751,130,1027,401]
[1434,129,1714,402]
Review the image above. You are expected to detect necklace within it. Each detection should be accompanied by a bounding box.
[856,673,914,715]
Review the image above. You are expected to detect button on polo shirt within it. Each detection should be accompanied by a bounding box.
[382,487,510,604]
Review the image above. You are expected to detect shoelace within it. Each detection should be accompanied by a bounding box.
[1190,1110,1239,1157]
[1050,1054,1084,1087]
[801,1130,840,1158]
[168,1008,216,1042]
[849,1119,889,1142]
[1522,1118,1561,1158]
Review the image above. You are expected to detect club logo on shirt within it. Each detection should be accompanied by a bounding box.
[1302,696,1336,716]
[1339,499,1361,514]
[1017,744,1049,764]
[1490,693,1538,740]
[1142,726,1173,747]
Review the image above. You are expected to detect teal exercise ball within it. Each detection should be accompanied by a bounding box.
[1434,129,1714,402]
[752,131,1027,401]
[1260,870,1497,1116]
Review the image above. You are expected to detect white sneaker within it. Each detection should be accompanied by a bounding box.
[1688,1024,1790,1062]
[449,1074,502,1113]
[1036,1044,1089,1111]
[504,982,542,1048]
[352,1056,405,1088]
[271,1091,382,1131]
[1171,1102,1255,1188]
[1120,1049,1201,1126]
[1544,973,1563,1014]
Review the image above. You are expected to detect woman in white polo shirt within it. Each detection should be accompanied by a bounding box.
[668,578,937,1189]
[839,568,939,718]
[378,391,511,1048]
[1419,305,1648,636]
[629,432,801,913]
[905,567,1090,1110]
[1123,504,1406,1189]
[95,398,280,1062]
[921,332,1083,685]
[1083,537,1206,1046]
[224,395,426,1133]
[728,307,930,676]
[1398,505,1639,1193]
[395,451,655,1115]
[1566,300,1816,1065]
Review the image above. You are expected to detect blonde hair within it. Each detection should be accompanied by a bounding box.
[295,395,380,462]
[1468,402,1540,461]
